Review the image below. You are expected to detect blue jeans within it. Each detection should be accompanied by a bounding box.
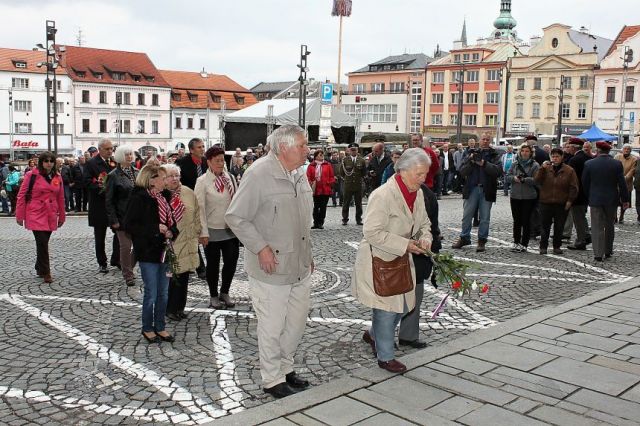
[140,262,170,333]
[370,302,408,362]
[461,186,493,241]
[0,195,8,212]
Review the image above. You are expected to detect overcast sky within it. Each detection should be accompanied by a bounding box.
[0,0,635,89]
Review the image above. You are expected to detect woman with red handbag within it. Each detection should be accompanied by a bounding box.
[306,150,336,230]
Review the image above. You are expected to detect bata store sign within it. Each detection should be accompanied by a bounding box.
[1,135,73,152]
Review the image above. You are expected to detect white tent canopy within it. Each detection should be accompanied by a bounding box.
[224,98,356,127]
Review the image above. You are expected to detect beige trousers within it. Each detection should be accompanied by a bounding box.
[250,275,311,388]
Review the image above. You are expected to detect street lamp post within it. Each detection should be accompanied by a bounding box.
[618,46,634,148]
[455,64,465,146]
[8,89,14,161]
[36,20,59,154]
[495,69,503,144]
[298,45,310,129]
[555,75,565,146]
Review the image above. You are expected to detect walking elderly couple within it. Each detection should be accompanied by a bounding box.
[227,124,432,398]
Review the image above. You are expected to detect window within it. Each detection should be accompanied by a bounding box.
[123,120,131,133]
[562,103,570,119]
[123,92,131,105]
[212,94,221,103]
[144,75,155,82]
[99,91,107,104]
[15,61,26,68]
[370,83,384,93]
[15,123,32,133]
[578,103,587,119]
[606,87,616,102]
[187,117,194,129]
[172,92,182,101]
[547,103,555,118]
[352,83,365,93]
[82,90,90,103]
[235,95,245,105]
[45,80,62,91]
[94,72,103,80]
[450,115,458,125]
[464,114,477,126]
[51,124,64,134]
[152,120,159,134]
[465,93,478,104]
[549,77,556,89]
[453,54,461,63]
[532,102,540,118]
[517,78,525,90]
[451,70,463,82]
[463,53,470,62]
[466,70,479,82]
[552,38,559,48]
[132,75,141,82]
[152,94,159,106]
[431,114,443,125]
[200,118,206,130]
[431,93,444,104]
[55,102,64,113]
[342,104,398,123]
[138,93,145,105]
[451,93,460,104]
[12,78,29,88]
[188,93,198,102]
[14,100,32,112]
[486,69,500,81]
[432,72,444,83]
[390,82,405,93]
[515,103,524,118]
[533,77,542,90]
[579,75,589,90]
[112,72,124,81]
[485,115,497,126]
[626,86,635,102]
[486,92,499,104]
[137,120,145,133]
[563,76,572,89]
[472,53,480,62]
[82,119,90,133]
[175,117,182,129]
[99,119,107,133]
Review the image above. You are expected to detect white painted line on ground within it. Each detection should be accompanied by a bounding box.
[454,256,600,279]
[209,313,244,413]
[0,385,176,422]
[1,294,225,421]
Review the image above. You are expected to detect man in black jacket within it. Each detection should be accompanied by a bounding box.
[567,138,592,250]
[85,139,119,273]
[71,156,88,212]
[175,137,208,278]
[452,132,502,252]
[58,158,74,212]
[366,142,391,192]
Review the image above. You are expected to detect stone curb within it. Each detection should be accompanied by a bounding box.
[206,277,640,425]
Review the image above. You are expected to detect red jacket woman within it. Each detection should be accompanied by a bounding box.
[15,152,66,283]
[306,150,336,229]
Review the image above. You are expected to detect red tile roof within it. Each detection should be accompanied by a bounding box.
[60,45,169,87]
[159,69,257,110]
[605,25,640,59]
[0,47,68,75]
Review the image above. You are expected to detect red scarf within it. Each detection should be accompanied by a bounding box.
[395,174,417,213]
[148,190,174,228]
[192,155,202,166]
[169,187,186,224]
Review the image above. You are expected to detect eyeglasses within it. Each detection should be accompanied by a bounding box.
[42,159,55,163]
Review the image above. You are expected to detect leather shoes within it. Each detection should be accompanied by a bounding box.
[43,273,53,284]
[156,332,175,343]
[285,372,309,389]
[263,382,297,398]
[594,257,603,262]
[99,265,108,274]
[362,331,377,356]
[378,359,407,373]
[398,339,427,349]
[356,221,363,226]
[567,244,586,250]
[166,313,181,321]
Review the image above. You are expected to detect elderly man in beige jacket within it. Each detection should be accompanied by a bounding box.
[225,124,314,399]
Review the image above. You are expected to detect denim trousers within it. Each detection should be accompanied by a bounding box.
[460,186,493,241]
[139,261,170,333]
[370,301,408,362]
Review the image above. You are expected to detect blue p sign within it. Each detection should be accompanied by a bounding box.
[321,83,333,103]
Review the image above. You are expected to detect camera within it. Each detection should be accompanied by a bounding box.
[468,148,480,162]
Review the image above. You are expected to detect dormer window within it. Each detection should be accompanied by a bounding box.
[112,72,125,81]
[94,72,103,79]
[76,71,86,77]
[234,94,245,105]
[132,74,141,82]
[189,93,198,102]
[472,53,480,62]
[15,61,27,68]
[144,75,155,82]
[454,54,461,63]
[212,94,221,103]
[172,92,182,101]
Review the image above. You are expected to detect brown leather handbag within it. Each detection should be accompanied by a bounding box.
[370,247,414,297]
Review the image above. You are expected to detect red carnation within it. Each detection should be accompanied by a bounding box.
[452,281,462,290]
[481,284,490,293]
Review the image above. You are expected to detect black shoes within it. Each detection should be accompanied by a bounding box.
[167,313,181,321]
[157,332,175,343]
[285,372,309,389]
[126,279,135,287]
[263,382,297,399]
[594,257,603,262]
[196,269,207,280]
[342,221,348,226]
[567,244,587,251]
[356,221,363,226]
[605,253,613,259]
[99,265,109,274]
[142,331,158,343]
[179,311,188,319]
[398,339,427,349]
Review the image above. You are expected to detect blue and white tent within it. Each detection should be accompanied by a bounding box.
[579,123,617,142]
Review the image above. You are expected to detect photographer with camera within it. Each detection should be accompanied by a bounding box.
[452,133,502,252]
[506,144,539,252]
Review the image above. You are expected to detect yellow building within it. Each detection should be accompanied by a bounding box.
[507,24,613,137]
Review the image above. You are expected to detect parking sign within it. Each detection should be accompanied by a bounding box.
[321,83,333,103]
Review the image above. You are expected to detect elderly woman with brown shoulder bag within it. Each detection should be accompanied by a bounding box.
[352,148,432,373]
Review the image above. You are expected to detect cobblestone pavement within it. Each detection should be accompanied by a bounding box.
[1,195,639,424]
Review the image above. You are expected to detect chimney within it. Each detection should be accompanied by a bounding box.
[579,26,589,34]
[529,35,541,48]
[200,67,208,78]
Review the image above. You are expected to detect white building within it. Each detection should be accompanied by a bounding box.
[593,25,640,146]
[61,46,171,156]
[159,69,257,150]
[0,48,74,160]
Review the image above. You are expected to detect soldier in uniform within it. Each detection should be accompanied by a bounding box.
[339,143,366,225]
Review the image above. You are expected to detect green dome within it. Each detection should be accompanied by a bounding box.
[494,13,517,30]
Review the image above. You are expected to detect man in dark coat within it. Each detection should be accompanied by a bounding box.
[85,139,119,273]
[175,138,207,191]
[582,141,630,261]
[175,137,207,278]
[366,142,391,192]
[526,135,549,165]
[71,155,88,212]
[338,143,366,225]
[567,138,592,250]
[452,133,502,252]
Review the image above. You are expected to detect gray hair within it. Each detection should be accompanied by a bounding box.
[623,143,632,149]
[161,163,181,176]
[395,147,431,173]
[268,124,306,155]
[113,144,134,164]
[98,138,112,148]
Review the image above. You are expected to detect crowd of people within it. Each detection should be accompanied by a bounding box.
[6,125,635,399]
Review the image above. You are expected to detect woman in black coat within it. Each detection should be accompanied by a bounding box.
[124,165,177,344]
[106,145,139,286]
